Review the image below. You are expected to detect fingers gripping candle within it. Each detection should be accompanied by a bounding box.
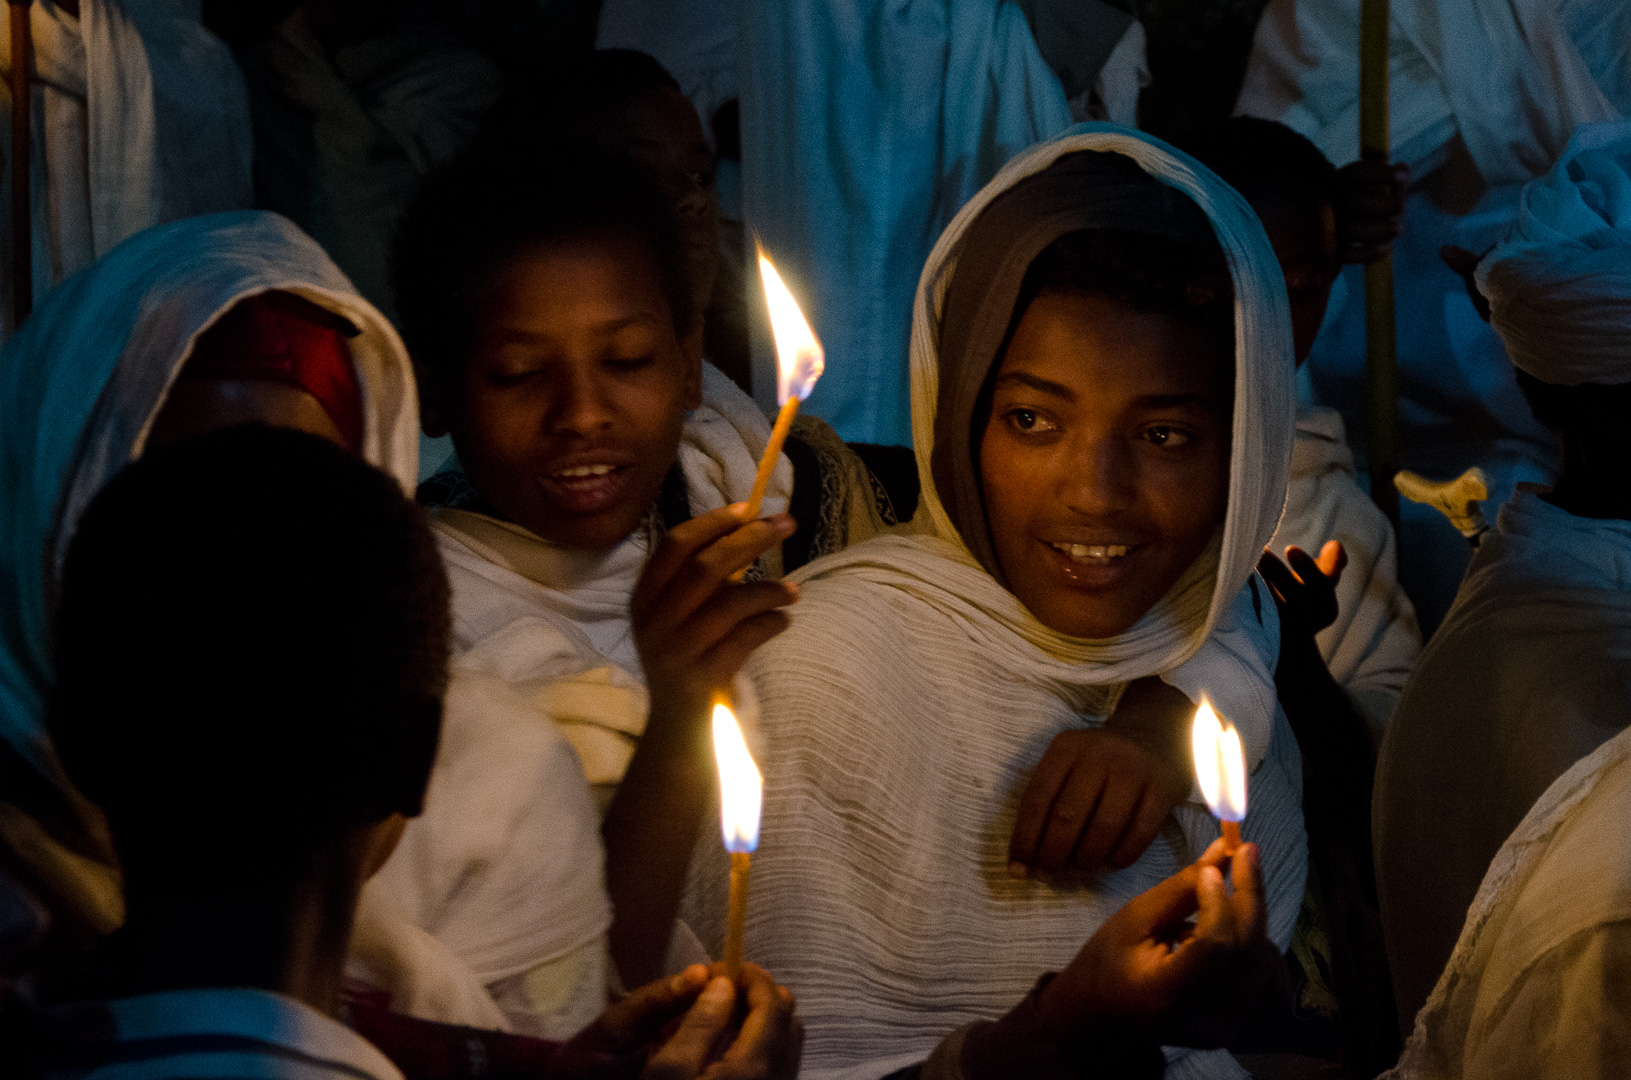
[713,702,763,978]
[1191,698,1248,853]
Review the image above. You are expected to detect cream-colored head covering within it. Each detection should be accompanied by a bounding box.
[1478,121,1631,387]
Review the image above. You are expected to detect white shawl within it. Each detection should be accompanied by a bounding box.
[1383,717,1631,1079]
[702,126,1306,1080]
[0,210,417,792]
[1235,0,1628,185]
[0,0,253,340]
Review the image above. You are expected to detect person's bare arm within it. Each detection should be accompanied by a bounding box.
[604,506,797,988]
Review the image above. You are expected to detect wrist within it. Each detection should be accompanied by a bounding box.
[1002,975,1165,1080]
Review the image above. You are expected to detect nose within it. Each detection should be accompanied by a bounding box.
[545,365,616,438]
[1060,430,1136,519]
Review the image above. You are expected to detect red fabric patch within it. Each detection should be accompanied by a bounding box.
[185,291,366,452]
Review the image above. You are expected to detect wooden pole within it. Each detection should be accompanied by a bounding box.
[1360,0,1399,528]
[8,0,31,329]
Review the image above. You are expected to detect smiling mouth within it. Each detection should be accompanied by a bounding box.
[1050,542,1131,566]
[552,464,622,480]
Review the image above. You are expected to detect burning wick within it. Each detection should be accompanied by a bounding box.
[1191,698,1247,854]
[713,701,763,978]
[744,246,825,521]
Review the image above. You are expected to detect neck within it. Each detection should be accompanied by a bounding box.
[1542,436,1631,522]
[113,837,369,1015]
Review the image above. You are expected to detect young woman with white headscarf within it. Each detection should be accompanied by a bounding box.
[676,125,1308,1080]
[0,211,608,1036]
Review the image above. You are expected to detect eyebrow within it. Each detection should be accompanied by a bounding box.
[1131,392,1215,410]
[995,371,1076,401]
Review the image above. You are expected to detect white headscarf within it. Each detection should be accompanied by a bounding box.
[803,123,1297,768]
[1477,121,1631,387]
[0,210,418,791]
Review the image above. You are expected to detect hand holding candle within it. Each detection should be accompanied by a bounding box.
[712,701,763,979]
[1191,698,1247,854]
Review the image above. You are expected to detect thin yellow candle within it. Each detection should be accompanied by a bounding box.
[743,247,825,522]
[1191,698,1247,855]
[712,702,763,979]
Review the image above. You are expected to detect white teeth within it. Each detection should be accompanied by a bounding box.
[1052,543,1129,564]
[555,465,618,479]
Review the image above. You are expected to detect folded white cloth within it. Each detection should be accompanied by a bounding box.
[1477,121,1631,386]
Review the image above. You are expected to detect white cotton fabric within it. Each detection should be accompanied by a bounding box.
[694,125,1306,1080]
[739,0,1074,443]
[1270,405,1420,739]
[1383,719,1631,1079]
[0,0,252,341]
[1374,490,1631,1028]
[356,666,611,1037]
[1235,0,1627,186]
[1475,122,1631,387]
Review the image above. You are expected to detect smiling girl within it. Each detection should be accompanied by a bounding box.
[692,127,1310,1078]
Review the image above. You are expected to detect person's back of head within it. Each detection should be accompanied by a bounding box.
[49,425,450,885]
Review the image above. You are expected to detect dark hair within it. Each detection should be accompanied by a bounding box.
[393,142,695,385]
[1178,117,1337,214]
[1013,227,1236,359]
[50,426,450,871]
[478,48,682,147]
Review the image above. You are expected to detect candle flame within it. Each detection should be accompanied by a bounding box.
[1191,698,1247,823]
[757,247,825,405]
[713,703,763,853]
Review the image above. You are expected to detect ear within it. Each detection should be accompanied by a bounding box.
[680,326,705,411]
[413,359,451,438]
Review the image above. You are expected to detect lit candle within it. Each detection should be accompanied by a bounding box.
[712,701,763,978]
[745,246,825,521]
[1191,698,1247,853]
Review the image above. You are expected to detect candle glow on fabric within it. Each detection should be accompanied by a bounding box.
[713,703,763,853]
[1191,698,1247,824]
[758,248,825,405]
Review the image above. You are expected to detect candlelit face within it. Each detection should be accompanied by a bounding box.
[437,232,703,550]
[979,292,1232,639]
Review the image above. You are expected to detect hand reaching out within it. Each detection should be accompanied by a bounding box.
[1037,840,1288,1053]
[1257,541,1347,647]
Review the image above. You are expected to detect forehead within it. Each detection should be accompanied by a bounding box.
[1000,292,1234,401]
[480,235,673,333]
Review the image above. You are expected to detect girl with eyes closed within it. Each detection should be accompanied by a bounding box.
[688,126,1310,1078]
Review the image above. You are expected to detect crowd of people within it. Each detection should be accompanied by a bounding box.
[1,1,1629,1078]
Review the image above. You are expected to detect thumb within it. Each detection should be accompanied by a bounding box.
[644,977,736,1080]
